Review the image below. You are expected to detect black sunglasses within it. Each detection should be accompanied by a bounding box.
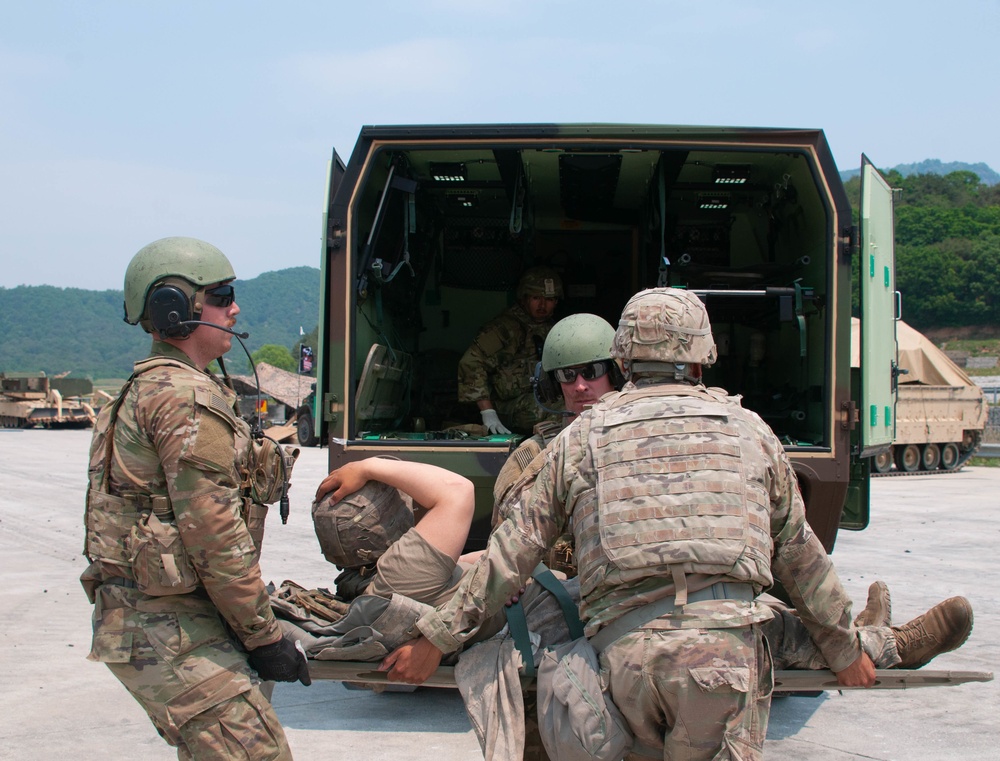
[203,284,235,308]
[553,362,610,384]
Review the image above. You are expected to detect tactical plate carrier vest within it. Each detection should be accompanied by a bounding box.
[83,356,267,598]
[574,384,773,601]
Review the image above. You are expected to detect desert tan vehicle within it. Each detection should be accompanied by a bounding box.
[851,320,988,473]
[0,372,96,429]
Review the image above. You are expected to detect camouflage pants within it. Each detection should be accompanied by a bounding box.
[105,609,292,760]
[760,597,901,669]
[602,624,772,761]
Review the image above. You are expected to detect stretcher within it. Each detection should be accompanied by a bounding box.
[306,660,993,693]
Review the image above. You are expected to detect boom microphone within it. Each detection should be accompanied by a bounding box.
[176,320,250,339]
[176,320,293,524]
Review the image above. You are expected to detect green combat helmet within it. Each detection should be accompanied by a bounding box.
[541,313,616,372]
[123,236,236,332]
[516,265,564,300]
[611,288,717,373]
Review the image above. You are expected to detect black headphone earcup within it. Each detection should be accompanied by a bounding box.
[148,284,194,338]
[532,361,560,404]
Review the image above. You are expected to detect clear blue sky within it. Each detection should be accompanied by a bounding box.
[2,0,997,290]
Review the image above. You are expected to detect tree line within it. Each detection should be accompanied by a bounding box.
[844,170,1000,330]
[0,267,320,379]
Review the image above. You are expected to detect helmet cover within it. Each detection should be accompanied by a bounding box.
[312,480,414,569]
[611,288,717,366]
[516,266,564,300]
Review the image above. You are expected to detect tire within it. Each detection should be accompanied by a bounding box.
[873,450,894,473]
[895,444,921,473]
[920,443,941,471]
[297,408,318,447]
[941,443,960,470]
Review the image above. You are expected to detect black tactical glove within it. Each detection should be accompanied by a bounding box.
[248,636,312,686]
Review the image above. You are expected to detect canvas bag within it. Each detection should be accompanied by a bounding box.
[535,636,633,761]
[526,568,634,761]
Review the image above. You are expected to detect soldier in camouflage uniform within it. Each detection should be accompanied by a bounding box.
[384,288,973,760]
[82,237,309,760]
[494,313,973,674]
[458,266,564,435]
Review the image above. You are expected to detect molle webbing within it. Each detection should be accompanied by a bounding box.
[579,386,772,589]
[84,358,194,561]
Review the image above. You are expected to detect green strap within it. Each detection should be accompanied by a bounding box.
[503,601,536,678]
[531,566,585,640]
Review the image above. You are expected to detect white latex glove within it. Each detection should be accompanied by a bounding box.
[480,408,512,435]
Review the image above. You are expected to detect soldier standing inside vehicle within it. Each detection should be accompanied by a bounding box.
[458,265,564,435]
[81,237,309,760]
[381,287,947,759]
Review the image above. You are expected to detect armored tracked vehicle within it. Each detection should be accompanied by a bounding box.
[853,319,988,474]
[311,124,898,551]
[0,372,96,429]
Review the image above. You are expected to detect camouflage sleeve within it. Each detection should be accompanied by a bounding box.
[757,414,862,672]
[457,337,496,403]
[145,383,280,650]
[457,311,526,404]
[417,425,584,653]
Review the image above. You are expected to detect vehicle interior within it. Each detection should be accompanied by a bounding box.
[347,141,836,451]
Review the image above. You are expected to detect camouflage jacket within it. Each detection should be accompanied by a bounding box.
[418,379,862,673]
[457,303,552,405]
[82,341,280,650]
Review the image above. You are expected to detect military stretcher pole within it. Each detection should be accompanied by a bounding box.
[304,661,992,692]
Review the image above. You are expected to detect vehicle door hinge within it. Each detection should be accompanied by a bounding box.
[841,400,858,431]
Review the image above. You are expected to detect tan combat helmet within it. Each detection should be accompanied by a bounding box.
[312,480,414,569]
[516,265,564,301]
[123,236,236,332]
[611,288,717,375]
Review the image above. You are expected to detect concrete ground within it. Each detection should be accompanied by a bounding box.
[0,428,995,760]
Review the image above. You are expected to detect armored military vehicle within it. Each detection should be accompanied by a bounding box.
[310,124,898,551]
[0,372,96,429]
[851,319,988,473]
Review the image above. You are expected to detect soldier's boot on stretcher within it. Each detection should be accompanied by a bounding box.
[892,596,974,669]
[853,581,892,628]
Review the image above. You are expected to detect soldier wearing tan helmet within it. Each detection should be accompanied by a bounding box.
[83,237,307,760]
[381,287,974,759]
[458,265,564,435]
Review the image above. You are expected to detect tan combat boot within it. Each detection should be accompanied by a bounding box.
[853,581,892,628]
[892,597,974,669]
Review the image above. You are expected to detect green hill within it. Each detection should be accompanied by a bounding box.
[841,159,1000,186]
[0,267,320,379]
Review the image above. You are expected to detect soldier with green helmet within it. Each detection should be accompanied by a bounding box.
[493,312,622,518]
[458,265,565,435]
[380,287,974,760]
[83,236,308,759]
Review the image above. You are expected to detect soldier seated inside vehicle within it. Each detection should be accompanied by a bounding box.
[458,266,566,436]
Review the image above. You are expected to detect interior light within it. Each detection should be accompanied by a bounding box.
[699,196,729,210]
[447,191,478,209]
[430,162,467,182]
[713,165,751,185]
